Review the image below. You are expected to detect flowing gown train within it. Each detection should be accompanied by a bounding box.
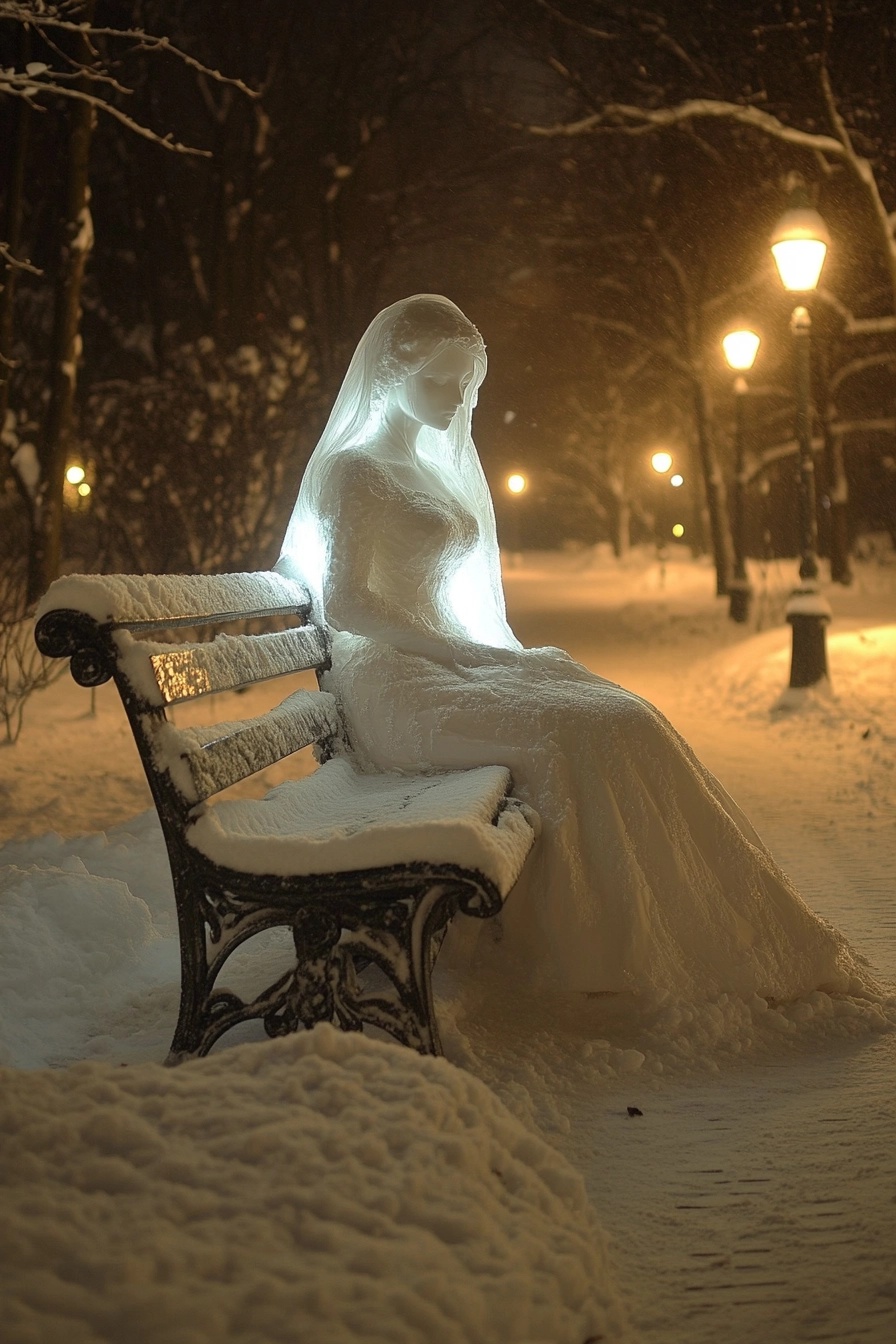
[322,456,864,1001]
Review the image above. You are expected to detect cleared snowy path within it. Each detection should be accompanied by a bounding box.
[2,550,893,1343]
[492,553,896,1344]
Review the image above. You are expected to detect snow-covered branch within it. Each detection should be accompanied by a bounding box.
[829,353,896,396]
[529,88,896,313]
[0,3,257,97]
[0,70,213,154]
[528,98,848,162]
[0,1,258,158]
[748,418,896,480]
[0,240,41,274]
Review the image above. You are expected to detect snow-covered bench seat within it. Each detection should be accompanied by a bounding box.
[35,570,536,1062]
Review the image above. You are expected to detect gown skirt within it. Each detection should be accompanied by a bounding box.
[328,632,861,1001]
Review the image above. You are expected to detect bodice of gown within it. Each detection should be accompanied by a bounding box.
[372,480,477,619]
[322,450,480,641]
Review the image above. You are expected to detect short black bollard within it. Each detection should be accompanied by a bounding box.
[727,576,753,624]
[786,587,832,689]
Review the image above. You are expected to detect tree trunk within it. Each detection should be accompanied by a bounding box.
[692,378,733,596]
[0,27,30,438]
[27,9,96,604]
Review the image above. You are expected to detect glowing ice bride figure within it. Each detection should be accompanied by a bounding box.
[278,294,869,1001]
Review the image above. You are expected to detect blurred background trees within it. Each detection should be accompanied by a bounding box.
[1,0,894,616]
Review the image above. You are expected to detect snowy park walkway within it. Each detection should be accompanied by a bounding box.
[2,548,894,1343]
[481,551,896,1344]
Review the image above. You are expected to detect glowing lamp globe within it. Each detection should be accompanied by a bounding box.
[66,464,86,485]
[670,473,684,488]
[650,451,673,475]
[770,206,830,292]
[672,523,685,538]
[506,472,527,495]
[722,329,760,372]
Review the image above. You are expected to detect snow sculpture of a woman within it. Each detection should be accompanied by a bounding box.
[278,294,868,1001]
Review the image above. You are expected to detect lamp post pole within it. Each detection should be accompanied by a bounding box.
[770,186,833,690]
[721,329,760,624]
[729,375,752,622]
[786,304,831,686]
[792,306,818,583]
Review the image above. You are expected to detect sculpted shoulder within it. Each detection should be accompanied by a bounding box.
[316,448,402,518]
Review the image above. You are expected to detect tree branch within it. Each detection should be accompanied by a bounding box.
[528,97,848,161]
[0,4,258,97]
[0,241,41,274]
[0,71,212,154]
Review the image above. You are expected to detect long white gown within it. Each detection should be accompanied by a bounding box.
[277,293,870,1005]
[320,450,865,1002]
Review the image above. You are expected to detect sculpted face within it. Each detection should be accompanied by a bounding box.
[394,344,477,431]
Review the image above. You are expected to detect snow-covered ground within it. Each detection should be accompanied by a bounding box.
[1,546,894,1343]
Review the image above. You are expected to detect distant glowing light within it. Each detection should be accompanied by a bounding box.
[722,329,760,372]
[66,464,86,485]
[506,472,527,494]
[77,482,91,497]
[651,451,673,474]
[670,474,684,488]
[671,523,685,538]
[770,206,829,291]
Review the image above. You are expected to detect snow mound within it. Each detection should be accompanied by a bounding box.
[0,1025,633,1344]
[689,622,896,731]
[0,813,181,1069]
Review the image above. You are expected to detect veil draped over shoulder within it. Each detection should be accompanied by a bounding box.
[276,294,521,651]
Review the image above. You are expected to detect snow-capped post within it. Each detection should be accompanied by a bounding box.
[721,329,761,624]
[770,186,833,690]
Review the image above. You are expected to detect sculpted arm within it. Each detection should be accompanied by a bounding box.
[322,455,516,667]
[322,456,453,661]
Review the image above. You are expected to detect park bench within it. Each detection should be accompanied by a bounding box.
[34,570,536,1063]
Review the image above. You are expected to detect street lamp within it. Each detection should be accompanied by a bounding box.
[504,471,528,561]
[722,328,760,623]
[770,188,833,689]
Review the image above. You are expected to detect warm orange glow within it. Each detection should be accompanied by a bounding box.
[670,474,684,488]
[66,464,86,485]
[770,207,829,291]
[722,329,760,372]
[651,451,673,474]
[506,472,527,495]
[672,523,685,538]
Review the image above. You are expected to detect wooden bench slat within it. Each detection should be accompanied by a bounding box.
[144,627,329,704]
[159,688,341,801]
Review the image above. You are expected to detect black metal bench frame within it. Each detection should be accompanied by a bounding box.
[35,576,531,1063]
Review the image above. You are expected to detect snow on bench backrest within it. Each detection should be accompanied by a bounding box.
[36,569,310,629]
[36,568,341,804]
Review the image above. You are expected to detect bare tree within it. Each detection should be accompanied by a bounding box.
[0,0,255,601]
